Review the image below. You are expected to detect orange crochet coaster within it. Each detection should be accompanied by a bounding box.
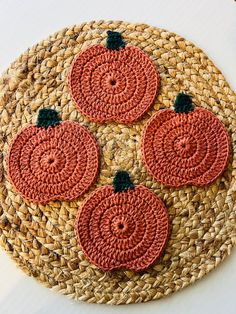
[75,171,169,272]
[141,93,230,187]
[68,31,159,123]
[6,109,99,204]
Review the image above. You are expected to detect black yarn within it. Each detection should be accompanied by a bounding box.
[36,108,60,128]
[106,31,125,50]
[174,93,193,113]
[113,171,134,193]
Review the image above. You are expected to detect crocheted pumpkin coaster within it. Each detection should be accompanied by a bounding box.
[68,31,159,123]
[141,93,230,187]
[75,171,169,272]
[6,109,99,204]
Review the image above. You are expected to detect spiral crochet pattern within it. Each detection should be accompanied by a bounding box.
[76,172,169,272]
[141,106,230,187]
[68,31,159,123]
[0,21,235,305]
[6,110,99,204]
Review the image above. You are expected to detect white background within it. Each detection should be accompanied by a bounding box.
[0,0,235,313]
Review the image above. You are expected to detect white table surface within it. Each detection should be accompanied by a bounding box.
[0,0,235,313]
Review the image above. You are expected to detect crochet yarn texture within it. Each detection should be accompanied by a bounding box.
[6,109,99,204]
[75,171,169,272]
[141,95,230,187]
[68,31,159,123]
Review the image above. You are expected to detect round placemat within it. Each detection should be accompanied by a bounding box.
[0,20,235,305]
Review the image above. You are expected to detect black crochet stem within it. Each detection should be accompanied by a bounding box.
[112,171,135,193]
[36,108,61,128]
[174,93,193,113]
[106,30,125,50]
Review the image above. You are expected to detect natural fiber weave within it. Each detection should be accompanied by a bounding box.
[0,20,235,305]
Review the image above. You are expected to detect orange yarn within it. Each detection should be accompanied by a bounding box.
[68,45,159,123]
[75,183,169,272]
[141,107,230,187]
[7,120,99,204]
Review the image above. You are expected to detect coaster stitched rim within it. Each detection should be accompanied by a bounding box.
[0,20,235,305]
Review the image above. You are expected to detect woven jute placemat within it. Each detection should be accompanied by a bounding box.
[0,20,235,305]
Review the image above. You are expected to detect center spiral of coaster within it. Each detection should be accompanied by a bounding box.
[108,77,117,86]
[111,215,134,238]
[174,135,196,158]
[47,157,55,164]
[76,185,169,272]
[177,138,190,151]
[40,150,62,171]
